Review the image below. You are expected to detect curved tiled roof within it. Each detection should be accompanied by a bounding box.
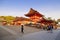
[25,8,43,17]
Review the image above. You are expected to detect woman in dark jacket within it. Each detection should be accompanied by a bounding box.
[21,24,24,33]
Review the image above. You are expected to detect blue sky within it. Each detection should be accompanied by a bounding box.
[0,0,60,19]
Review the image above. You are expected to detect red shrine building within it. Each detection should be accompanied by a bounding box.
[25,8,57,29]
[25,8,44,23]
[25,8,54,25]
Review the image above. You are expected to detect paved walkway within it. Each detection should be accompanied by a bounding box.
[0,27,18,40]
[23,30,60,40]
[55,31,60,40]
[0,25,60,40]
[1,25,40,35]
[0,25,40,40]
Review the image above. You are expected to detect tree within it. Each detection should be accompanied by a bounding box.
[4,16,15,23]
[0,16,6,22]
[57,19,60,22]
[47,17,52,20]
[53,19,58,24]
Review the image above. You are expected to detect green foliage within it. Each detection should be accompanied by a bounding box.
[47,17,52,20]
[0,16,15,23]
[4,16,15,23]
[57,19,60,22]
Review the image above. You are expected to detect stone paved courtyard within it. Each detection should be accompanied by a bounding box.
[0,25,60,40]
[0,25,40,40]
[3,25,40,35]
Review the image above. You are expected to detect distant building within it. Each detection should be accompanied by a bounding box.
[25,8,54,25]
[12,17,32,25]
[25,8,44,23]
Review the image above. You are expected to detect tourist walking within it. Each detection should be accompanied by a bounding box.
[50,24,53,33]
[47,24,53,33]
[21,24,24,33]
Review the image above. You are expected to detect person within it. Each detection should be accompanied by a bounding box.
[21,24,24,33]
[47,24,53,33]
[50,24,53,33]
[47,25,51,31]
